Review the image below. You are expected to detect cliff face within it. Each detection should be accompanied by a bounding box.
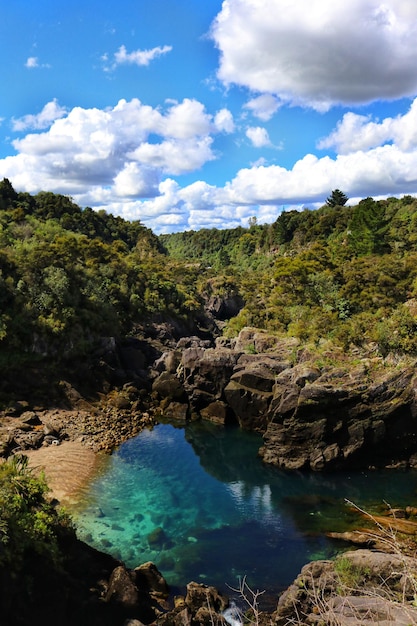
[3,325,417,471]
[151,328,417,471]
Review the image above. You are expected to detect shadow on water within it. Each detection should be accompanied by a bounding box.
[72,421,417,606]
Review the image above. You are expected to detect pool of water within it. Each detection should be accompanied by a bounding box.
[73,421,417,604]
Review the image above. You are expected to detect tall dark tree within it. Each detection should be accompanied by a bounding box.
[326,189,348,207]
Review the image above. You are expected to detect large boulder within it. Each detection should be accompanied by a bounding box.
[180,347,241,414]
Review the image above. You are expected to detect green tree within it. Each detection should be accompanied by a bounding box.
[326,189,348,207]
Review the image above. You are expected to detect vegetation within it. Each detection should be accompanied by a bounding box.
[162,193,417,354]
[2,178,417,385]
[0,455,70,569]
[0,179,205,379]
[326,188,349,207]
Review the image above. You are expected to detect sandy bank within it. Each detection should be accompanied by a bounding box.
[24,441,104,504]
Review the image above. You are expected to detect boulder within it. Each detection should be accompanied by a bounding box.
[224,380,272,431]
[185,582,228,614]
[106,565,139,609]
[206,294,244,321]
[134,562,169,597]
[181,347,241,412]
[152,372,187,402]
[200,401,229,425]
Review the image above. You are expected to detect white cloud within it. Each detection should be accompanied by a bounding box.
[162,98,212,139]
[244,95,281,121]
[0,98,228,227]
[12,100,67,132]
[211,0,417,110]
[4,97,417,234]
[246,126,271,148]
[25,56,51,70]
[318,98,417,153]
[25,57,39,68]
[96,140,417,233]
[107,44,172,69]
[214,108,235,133]
[113,162,160,197]
[129,136,215,175]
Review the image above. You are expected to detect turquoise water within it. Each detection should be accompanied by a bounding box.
[73,422,417,604]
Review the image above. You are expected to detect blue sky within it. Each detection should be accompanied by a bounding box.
[1,0,417,233]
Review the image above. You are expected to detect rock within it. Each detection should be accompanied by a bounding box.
[147,527,168,547]
[153,350,182,374]
[162,401,189,421]
[230,364,277,393]
[323,595,417,626]
[326,530,376,546]
[181,347,240,412]
[273,550,417,626]
[200,401,229,425]
[224,380,272,431]
[134,562,169,596]
[5,401,30,417]
[152,372,186,402]
[106,565,139,608]
[185,582,228,614]
[260,364,417,470]
[105,563,168,624]
[206,294,244,321]
[20,411,41,426]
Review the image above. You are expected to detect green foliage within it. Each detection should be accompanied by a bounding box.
[326,188,348,207]
[0,455,71,574]
[0,180,206,368]
[334,555,370,591]
[2,179,417,361]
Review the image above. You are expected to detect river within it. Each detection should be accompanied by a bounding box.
[72,421,417,606]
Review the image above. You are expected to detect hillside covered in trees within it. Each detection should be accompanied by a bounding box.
[161,193,417,354]
[2,176,417,404]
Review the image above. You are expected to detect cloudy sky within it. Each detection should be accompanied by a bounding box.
[1,0,417,233]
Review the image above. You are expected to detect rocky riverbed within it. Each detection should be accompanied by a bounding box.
[3,325,417,625]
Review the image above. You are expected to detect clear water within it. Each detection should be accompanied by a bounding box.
[73,421,417,605]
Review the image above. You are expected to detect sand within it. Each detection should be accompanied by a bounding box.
[24,441,103,504]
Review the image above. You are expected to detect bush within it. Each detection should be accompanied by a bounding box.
[0,455,72,574]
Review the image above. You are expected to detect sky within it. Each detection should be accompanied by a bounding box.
[1,0,417,234]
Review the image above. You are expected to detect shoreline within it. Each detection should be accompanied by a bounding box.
[24,440,106,505]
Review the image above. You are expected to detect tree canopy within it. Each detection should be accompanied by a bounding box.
[325,189,349,207]
[1,179,417,379]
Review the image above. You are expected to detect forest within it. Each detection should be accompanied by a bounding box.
[2,176,417,388]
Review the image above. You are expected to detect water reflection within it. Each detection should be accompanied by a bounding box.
[73,421,417,603]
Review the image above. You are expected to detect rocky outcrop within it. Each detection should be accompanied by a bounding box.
[4,326,417,472]
[273,549,417,626]
[150,329,417,471]
[260,362,417,471]
[157,581,229,626]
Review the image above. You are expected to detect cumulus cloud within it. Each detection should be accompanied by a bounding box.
[3,96,417,234]
[12,100,67,132]
[211,0,417,110]
[92,136,417,233]
[0,98,231,223]
[244,95,281,121]
[214,108,235,133]
[318,98,417,153]
[106,44,172,70]
[246,126,271,148]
